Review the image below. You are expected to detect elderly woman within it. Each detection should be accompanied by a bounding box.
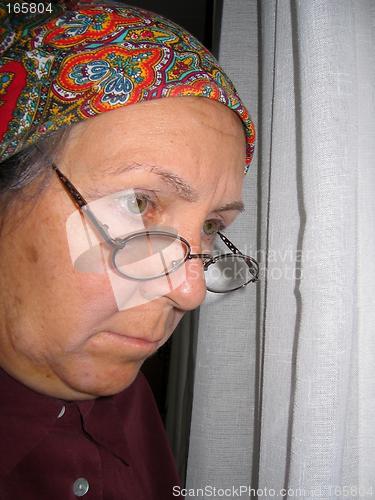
[0,1,257,498]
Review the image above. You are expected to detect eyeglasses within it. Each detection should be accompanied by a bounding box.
[49,161,259,293]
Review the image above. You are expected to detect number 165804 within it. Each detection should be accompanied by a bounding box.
[6,3,53,14]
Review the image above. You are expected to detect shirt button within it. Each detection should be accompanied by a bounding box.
[57,405,66,418]
[72,478,90,497]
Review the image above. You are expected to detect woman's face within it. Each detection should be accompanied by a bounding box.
[0,97,246,400]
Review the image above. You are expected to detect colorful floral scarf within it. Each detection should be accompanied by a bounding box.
[0,0,255,171]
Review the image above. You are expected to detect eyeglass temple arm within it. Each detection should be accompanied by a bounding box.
[217,231,242,254]
[218,232,259,281]
[49,161,120,247]
[187,233,247,260]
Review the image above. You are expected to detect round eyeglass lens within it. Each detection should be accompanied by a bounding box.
[113,233,189,280]
[205,254,255,292]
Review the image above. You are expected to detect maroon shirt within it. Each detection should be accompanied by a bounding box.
[0,368,180,499]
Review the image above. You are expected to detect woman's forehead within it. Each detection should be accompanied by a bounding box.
[63,98,246,188]
[72,96,245,135]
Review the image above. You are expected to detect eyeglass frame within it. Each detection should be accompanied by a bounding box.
[46,158,259,293]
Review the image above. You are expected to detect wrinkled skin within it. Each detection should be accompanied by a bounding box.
[0,97,246,400]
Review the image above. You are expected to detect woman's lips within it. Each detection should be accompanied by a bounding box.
[103,331,163,351]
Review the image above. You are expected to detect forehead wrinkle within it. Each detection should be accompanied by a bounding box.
[149,165,199,202]
[106,162,199,202]
[105,162,244,211]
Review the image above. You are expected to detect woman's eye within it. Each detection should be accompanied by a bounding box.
[118,193,154,215]
[127,194,148,214]
[203,219,224,237]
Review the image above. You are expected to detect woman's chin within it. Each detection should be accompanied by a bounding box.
[56,360,144,400]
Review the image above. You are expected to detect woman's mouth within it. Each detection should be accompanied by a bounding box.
[101,331,163,352]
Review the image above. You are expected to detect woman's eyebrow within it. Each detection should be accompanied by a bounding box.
[215,201,245,213]
[107,162,245,212]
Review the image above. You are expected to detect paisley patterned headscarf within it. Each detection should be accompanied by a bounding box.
[0,0,255,172]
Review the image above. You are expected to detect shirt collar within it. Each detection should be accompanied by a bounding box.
[0,367,130,478]
[0,367,64,478]
[77,396,130,465]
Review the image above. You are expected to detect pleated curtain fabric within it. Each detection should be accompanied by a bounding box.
[185,0,375,498]
[185,0,259,493]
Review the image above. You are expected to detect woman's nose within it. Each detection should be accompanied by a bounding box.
[136,253,207,311]
[167,256,207,310]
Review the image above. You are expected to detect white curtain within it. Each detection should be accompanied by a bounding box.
[186,1,375,498]
[186,0,259,492]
